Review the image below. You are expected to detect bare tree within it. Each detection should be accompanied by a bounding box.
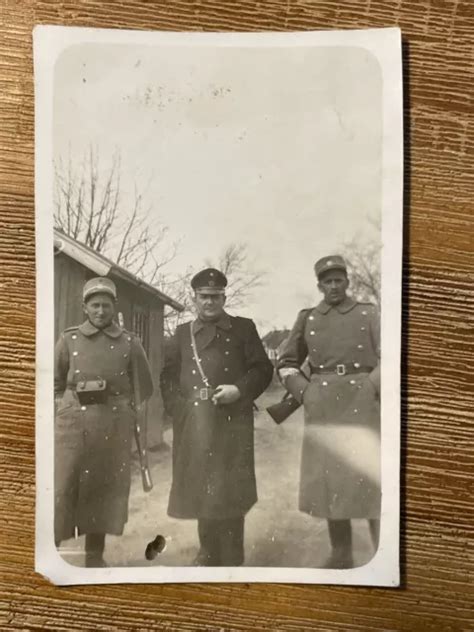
[54,146,179,286]
[161,268,195,336]
[207,243,266,312]
[342,215,381,308]
[161,242,266,336]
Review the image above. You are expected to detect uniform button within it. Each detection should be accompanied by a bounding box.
[110,345,115,349]
[319,365,324,369]
[75,369,80,374]
[309,315,314,320]
[362,310,367,316]
[123,353,128,358]
[72,335,77,340]
[115,391,120,395]
[72,351,78,356]
[350,380,356,385]
[128,337,132,342]
[193,385,198,390]
[194,401,199,407]
[120,371,125,375]
[225,351,230,355]
[81,406,86,411]
[361,326,366,331]
[310,331,315,336]
[84,470,89,474]
[224,368,229,372]
[322,381,328,386]
[357,344,364,350]
[353,409,359,414]
[192,369,197,375]
[226,338,230,342]
[354,362,360,368]
[112,406,117,411]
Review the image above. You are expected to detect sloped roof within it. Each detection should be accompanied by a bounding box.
[262,329,290,348]
[54,229,184,312]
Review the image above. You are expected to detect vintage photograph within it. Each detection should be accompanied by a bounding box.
[35,26,403,585]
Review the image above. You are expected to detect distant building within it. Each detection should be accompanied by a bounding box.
[54,228,184,447]
[262,329,290,364]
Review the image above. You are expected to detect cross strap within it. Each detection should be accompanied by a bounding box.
[190,321,211,388]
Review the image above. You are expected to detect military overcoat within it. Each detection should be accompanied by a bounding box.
[160,313,273,520]
[278,297,381,519]
[54,320,153,541]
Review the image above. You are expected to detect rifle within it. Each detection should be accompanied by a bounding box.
[131,340,153,493]
[266,391,301,425]
[266,359,311,425]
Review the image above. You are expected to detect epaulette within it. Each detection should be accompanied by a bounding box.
[63,326,79,333]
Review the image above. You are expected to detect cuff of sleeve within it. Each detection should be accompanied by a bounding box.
[285,373,310,404]
[234,376,253,402]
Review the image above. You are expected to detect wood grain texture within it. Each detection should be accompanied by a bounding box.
[0,0,473,629]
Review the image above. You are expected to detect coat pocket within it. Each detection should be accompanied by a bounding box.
[55,390,76,415]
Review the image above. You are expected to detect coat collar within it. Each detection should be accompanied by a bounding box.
[193,311,232,334]
[315,296,357,315]
[78,320,124,338]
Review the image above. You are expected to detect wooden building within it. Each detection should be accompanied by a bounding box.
[53,228,184,447]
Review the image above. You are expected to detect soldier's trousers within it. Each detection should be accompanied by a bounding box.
[197,516,244,566]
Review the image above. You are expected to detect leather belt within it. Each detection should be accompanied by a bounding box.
[190,387,215,401]
[310,364,373,376]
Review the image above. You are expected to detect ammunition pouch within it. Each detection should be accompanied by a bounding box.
[76,379,108,405]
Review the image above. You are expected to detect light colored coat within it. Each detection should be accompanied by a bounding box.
[278,297,380,519]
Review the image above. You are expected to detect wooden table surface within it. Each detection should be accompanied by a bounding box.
[1,1,472,630]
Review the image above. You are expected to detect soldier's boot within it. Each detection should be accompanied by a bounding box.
[85,532,107,567]
[368,519,380,552]
[218,517,245,567]
[194,519,220,566]
[326,519,353,569]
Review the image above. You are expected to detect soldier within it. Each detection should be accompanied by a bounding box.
[160,268,273,566]
[277,255,380,568]
[54,277,153,567]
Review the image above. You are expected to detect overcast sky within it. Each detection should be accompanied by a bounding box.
[54,42,381,332]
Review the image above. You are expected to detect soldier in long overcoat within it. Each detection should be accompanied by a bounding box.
[54,277,153,567]
[160,268,273,566]
[277,255,380,568]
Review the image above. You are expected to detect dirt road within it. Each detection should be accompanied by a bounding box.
[60,386,376,569]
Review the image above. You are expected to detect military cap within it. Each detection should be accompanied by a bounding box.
[191,268,227,294]
[83,277,117,301]
[314,255,347,279]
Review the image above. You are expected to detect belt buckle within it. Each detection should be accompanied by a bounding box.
[336,364,346,376]
[199,388,209,401]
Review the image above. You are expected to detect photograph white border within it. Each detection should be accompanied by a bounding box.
[34,25,403,586]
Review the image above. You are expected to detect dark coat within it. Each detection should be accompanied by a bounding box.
[278,297,380,519]
[54,320,153,541]
[160,312,273,520]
